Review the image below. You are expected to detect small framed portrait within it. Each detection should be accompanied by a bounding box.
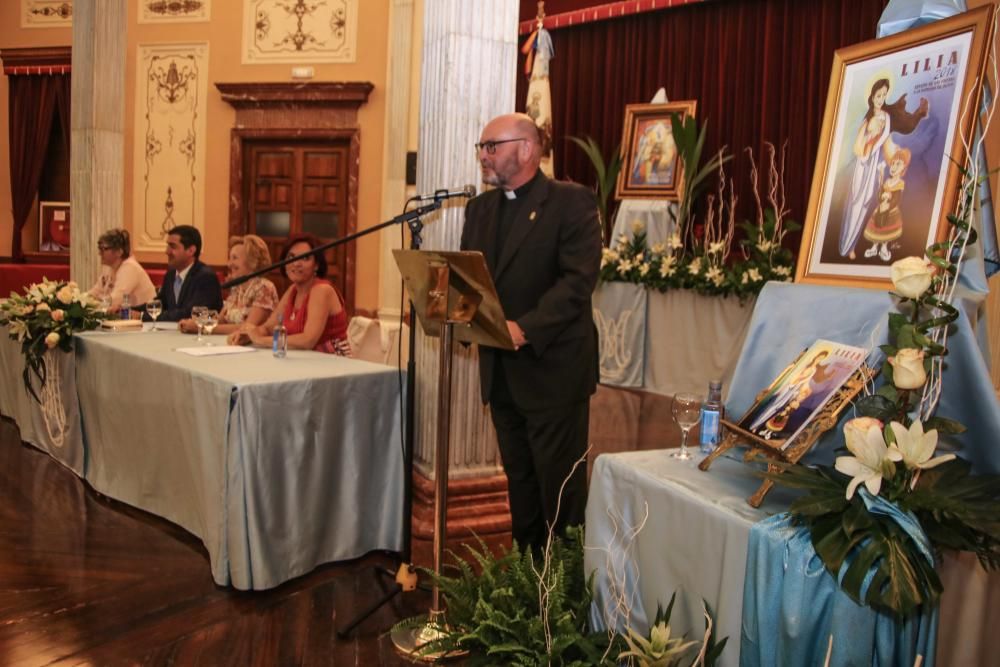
[796,7,994,289]
[615,100,696,200]
[38,201,70,253]
[735,340,868,449]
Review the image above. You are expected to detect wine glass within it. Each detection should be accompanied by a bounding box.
[671,392,702,461]
[146,299,162,331]
[191,306,207,342]
[201,309,219,344]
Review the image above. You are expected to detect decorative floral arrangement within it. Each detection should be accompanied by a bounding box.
[394,528,727,666]
[768,165,1000,616]
[600,143,798,299]
[0,278,104,402]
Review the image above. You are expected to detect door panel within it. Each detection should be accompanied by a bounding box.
[245,140,351,304]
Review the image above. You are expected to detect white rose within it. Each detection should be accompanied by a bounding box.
[56,286,75,304]
[35,302,51,312]
[890,257,934,299]
[843,417,884,446]
[889,348,927,389]
[45,332,60,349]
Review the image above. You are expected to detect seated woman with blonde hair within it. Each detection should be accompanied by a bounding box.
[228,234,351,355]
[179,234,278,335]
[89,228,156,311]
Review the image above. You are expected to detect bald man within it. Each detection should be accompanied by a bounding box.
[460,113,602,551]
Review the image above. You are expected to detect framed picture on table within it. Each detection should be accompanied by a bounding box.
[615,100,696,200]
[796,6,994,289]
[38,201,70,253]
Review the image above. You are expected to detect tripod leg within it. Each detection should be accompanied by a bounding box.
[336,584,402,638]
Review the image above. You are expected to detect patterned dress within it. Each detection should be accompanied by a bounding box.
[222,277,278,324]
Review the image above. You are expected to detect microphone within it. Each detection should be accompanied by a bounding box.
[413,184,477,201]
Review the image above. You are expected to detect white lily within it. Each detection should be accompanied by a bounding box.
[888,420,954,471]
[835,418,901,500]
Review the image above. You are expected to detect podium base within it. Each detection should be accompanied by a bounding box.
[390,610,468,661]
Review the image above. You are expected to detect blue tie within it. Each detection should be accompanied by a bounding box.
[173,274,183,301]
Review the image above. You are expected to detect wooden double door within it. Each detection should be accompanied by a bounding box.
[240,137,353,306]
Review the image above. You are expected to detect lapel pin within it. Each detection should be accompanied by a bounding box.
[529,210,537,221]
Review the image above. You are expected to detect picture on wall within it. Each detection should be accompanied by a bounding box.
[615,101,696,200]
[736,339,868,448]
[796,7,994,289]
[38,201,70,253]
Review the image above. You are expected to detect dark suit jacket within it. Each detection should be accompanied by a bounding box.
[460,175,602,410]
[156,260,223,321]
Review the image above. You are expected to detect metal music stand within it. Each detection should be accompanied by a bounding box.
[388,249,513,660]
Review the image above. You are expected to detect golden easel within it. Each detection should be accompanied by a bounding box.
[698,355,877,508]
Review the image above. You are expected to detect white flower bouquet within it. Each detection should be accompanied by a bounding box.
[0,278,105,402]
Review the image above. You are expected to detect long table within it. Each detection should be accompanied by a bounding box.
[1,329,404,590]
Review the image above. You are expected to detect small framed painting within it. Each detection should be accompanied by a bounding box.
[615,100,696,200]
[38,201,70,252]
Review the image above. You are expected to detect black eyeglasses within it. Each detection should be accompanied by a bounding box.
[474,138,528,154]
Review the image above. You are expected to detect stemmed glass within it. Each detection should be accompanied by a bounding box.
[671,392,702,461]
[192,306,207,342]
[146,299,162,332]
[201,309,219,345]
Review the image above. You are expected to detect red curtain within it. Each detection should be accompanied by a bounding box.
[519,0,890,242]
[8,73,69,261]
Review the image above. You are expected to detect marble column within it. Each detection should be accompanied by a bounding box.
[377,0,416,323]
[69,0,126,287]
[409,0,519,563]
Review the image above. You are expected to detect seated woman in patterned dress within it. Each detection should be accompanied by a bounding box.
[179,234,278,335]
[228,234,351,356]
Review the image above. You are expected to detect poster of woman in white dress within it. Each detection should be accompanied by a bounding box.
[798,10,993,287]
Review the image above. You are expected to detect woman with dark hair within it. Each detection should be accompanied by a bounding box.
[839,78,928,259]
[228,234,351,355]
[88,228,156,311]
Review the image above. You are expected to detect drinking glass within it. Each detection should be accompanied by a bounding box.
[191,306,207,342]
[671,392,701,461]
[145,299,162,331]
[202,309,219,344]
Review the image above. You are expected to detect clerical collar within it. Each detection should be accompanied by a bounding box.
[502,170,542,200]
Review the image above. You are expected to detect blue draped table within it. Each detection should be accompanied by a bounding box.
[585,450,990,666]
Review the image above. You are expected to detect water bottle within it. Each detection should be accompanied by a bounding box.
[119,294,130,320]
[272,314,288,358]
[699,380,724,454]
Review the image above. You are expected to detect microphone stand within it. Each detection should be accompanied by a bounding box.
[330,199,440,637]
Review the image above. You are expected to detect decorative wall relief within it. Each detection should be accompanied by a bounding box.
[132,43,209,253]
[138,0,210,24]
[22,0,73,27]
[242,0,357,64]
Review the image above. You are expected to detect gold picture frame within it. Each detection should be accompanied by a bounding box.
[796,7,994,289]
[614,101,696,200]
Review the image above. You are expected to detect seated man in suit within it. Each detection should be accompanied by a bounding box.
[156,225,223,321]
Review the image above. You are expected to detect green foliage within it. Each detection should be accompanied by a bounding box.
[669,113,731,238]
[397,529,729,666]
[766,458,1000,616]
[568,135,623,232]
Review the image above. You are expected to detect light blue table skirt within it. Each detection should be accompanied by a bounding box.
[741,513,938,667]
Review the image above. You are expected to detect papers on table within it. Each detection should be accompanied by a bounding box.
[175,345,257,357]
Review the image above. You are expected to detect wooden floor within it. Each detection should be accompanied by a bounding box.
[0,386,676,666]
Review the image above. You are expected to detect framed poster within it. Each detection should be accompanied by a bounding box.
[615,101,696,200]
[38,201,70,252]
[796,7,994,288]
